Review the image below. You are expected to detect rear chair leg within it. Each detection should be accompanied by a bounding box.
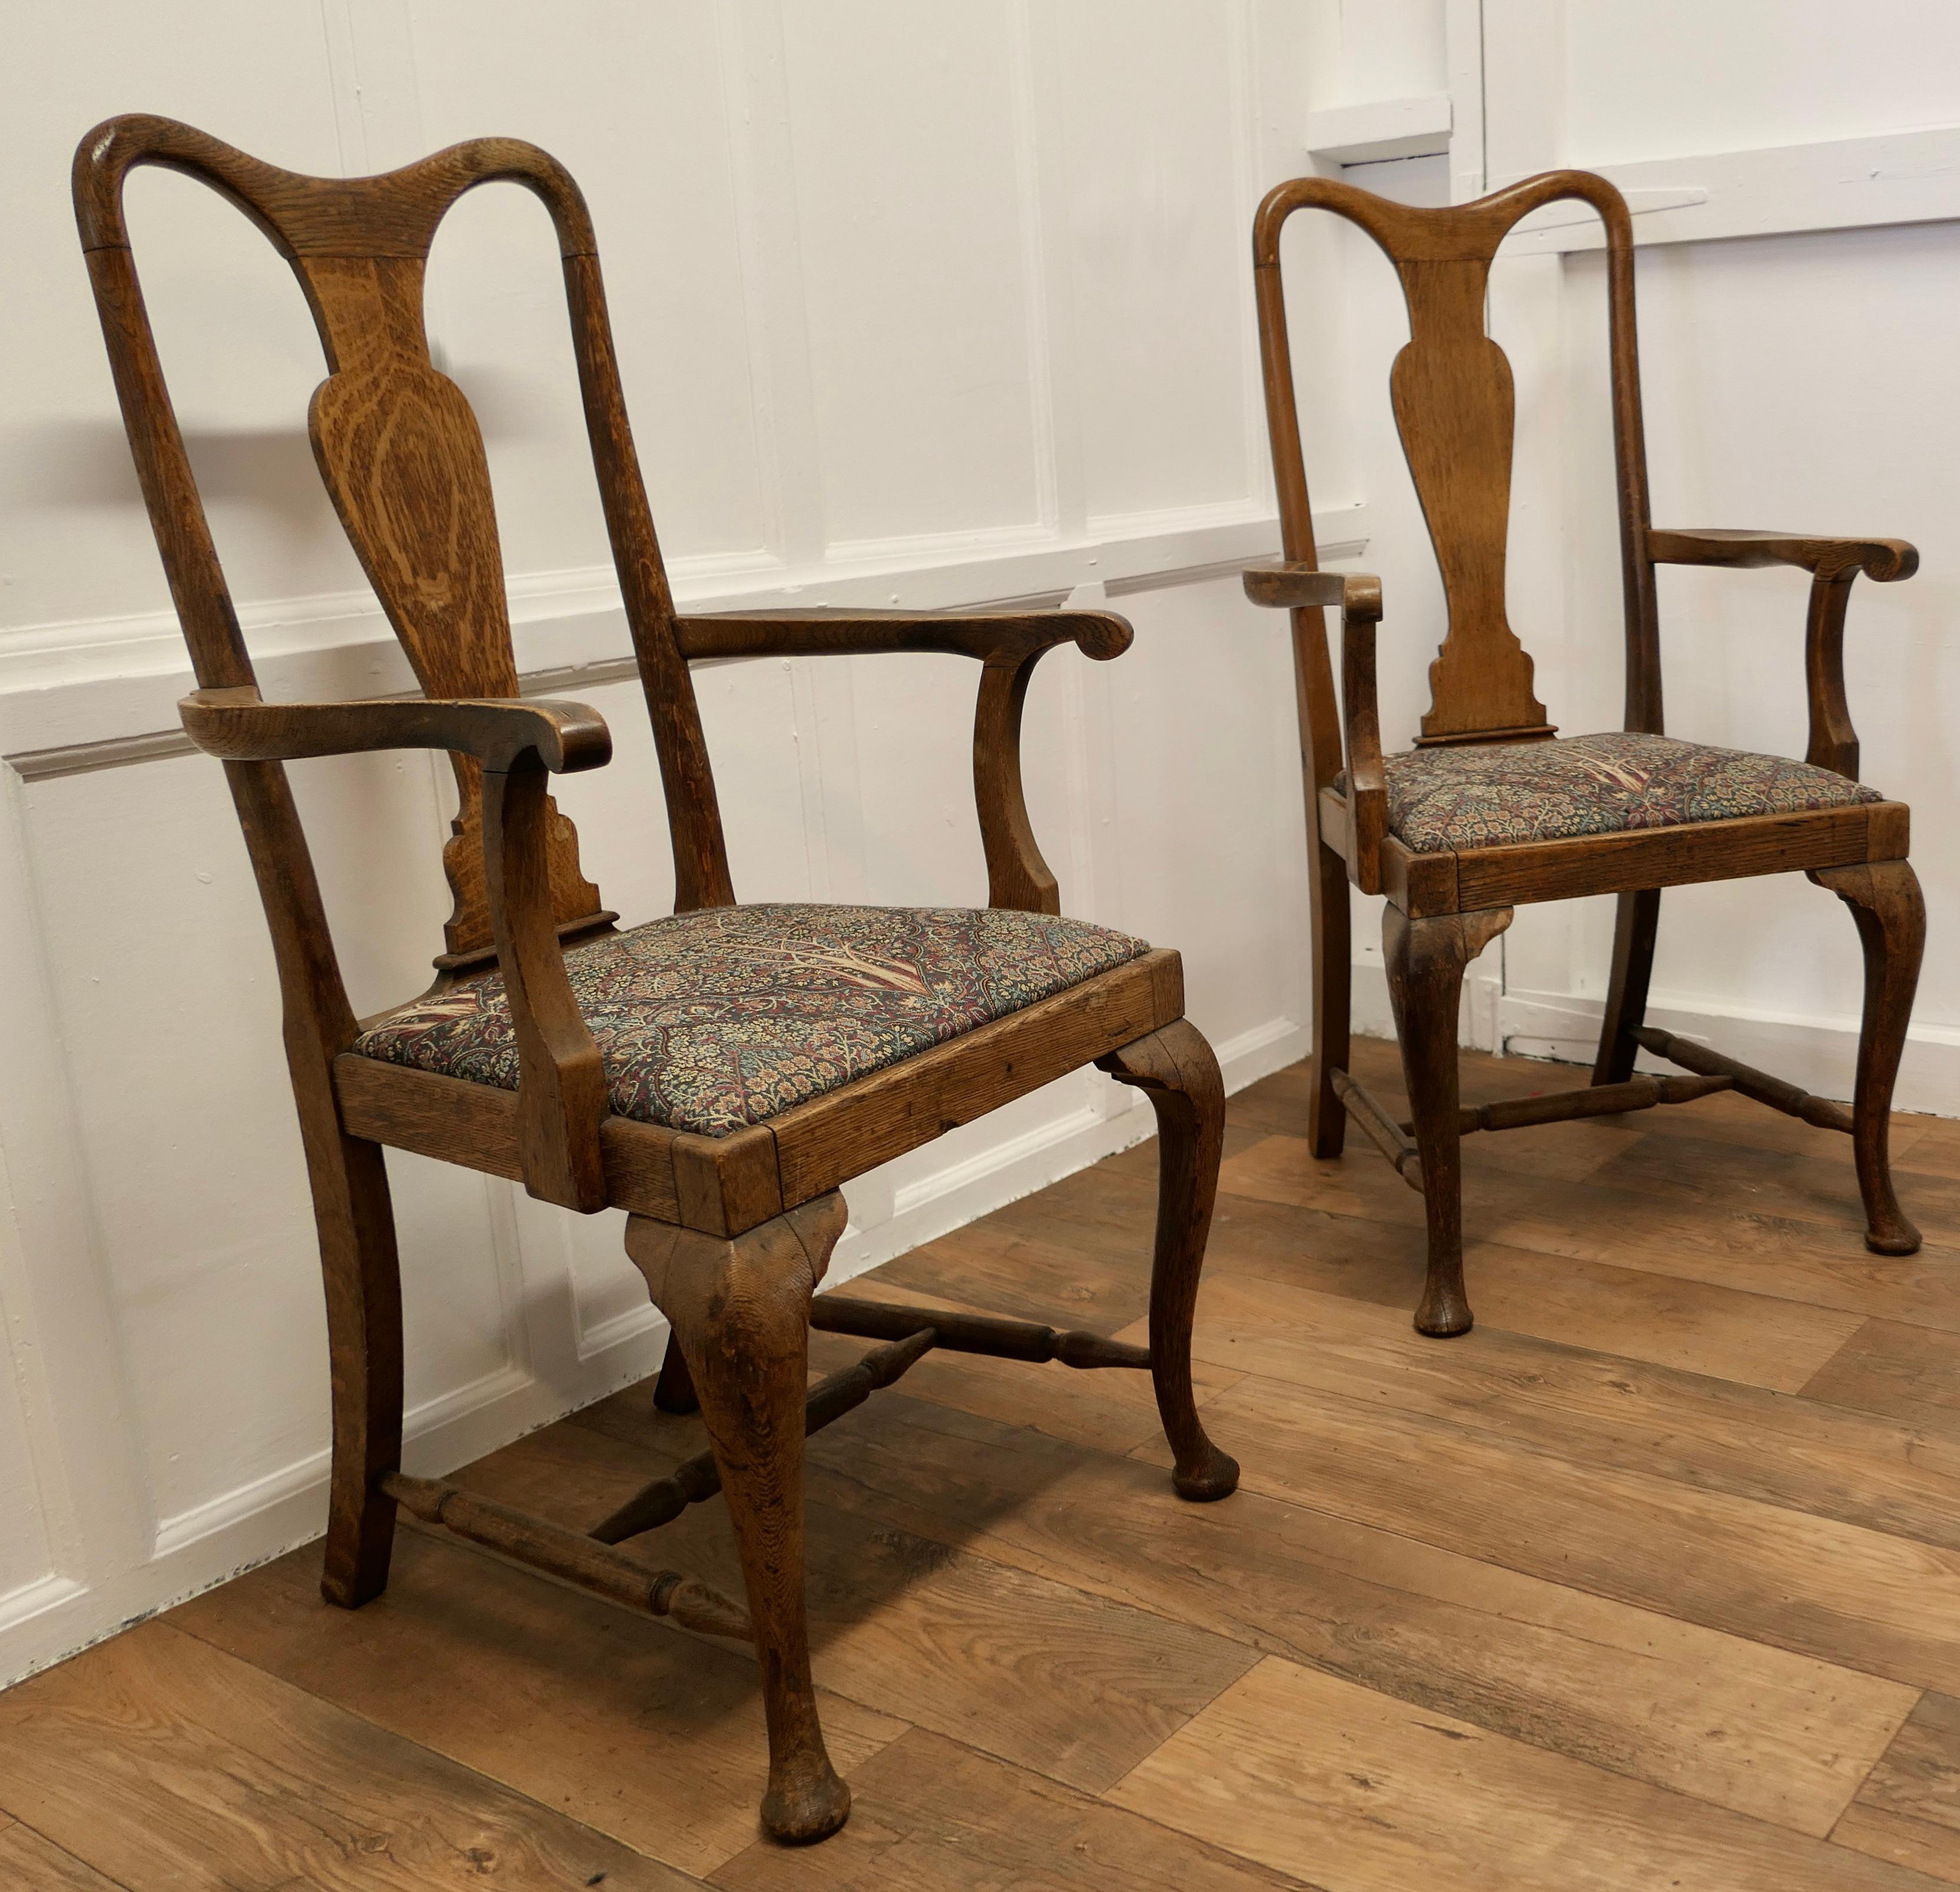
[1309,840,1353,1157]
[1100,1022,1240,1501]
[317,1133,405,1609]
[1593,887,1661,1086]
[1810,861,1925,1255]
[625,1196,852,1845]
[1384,905,1513,1338]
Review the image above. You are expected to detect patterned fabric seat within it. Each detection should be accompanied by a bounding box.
[353,902,1147,1137]
[1366,731,1881,854]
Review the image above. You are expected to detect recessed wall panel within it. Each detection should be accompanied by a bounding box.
[781,0,1042,545]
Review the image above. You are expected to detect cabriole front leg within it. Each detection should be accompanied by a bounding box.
[1099,1021,1240,1501]
[624,1194,852,1845]
[1809,860,1925,1255]
[1384,904,1513,1337]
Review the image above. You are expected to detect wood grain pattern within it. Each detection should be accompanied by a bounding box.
[802,1278,1244,1457]
[1097,1022,1241,1499]
[1836,1694,1960,1884]
[1802,1319,1960,1435]
[1043,1106,1866,1388]
[714,1726,1316,1891]
[170,1531,902,1878]
[1169,1274,1960,1565]
[0,1824,127,1892]
[0,1620,699,1890]
[1159,1367,1960,1694]
[1111,1657,1941,1891]
[796,1390,1913,1837]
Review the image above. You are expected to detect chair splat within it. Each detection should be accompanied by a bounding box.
[1391,255,1550,745]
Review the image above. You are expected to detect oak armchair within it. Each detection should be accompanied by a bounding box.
[1246,170,1924,1337]
[77,115,1238,1845]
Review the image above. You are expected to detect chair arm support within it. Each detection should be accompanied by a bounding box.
[1239,568,1389,892]
[1647,528,1916,583]
[1646,530,1918,782]
[1242,563,1384,617]
[672,608,1132,664]
[1340,613,1388,895]
[182,686,612,1212]
[180,686,613,774]
[674,609,1135,913]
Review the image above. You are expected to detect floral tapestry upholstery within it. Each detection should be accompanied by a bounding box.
[351,903,1149,1137]
[1364,732,1882,854]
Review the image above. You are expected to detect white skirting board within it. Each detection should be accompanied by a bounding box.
[1351,962,1960,1118]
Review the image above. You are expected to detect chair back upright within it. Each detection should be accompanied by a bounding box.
[1250,169,1662,783]
[72,114,737,985]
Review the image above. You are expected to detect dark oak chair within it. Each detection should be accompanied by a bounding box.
[75,115,1238,1845]
[1245,170,1925,1337]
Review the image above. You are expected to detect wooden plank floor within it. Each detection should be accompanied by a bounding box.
[5,1039,1960,1888]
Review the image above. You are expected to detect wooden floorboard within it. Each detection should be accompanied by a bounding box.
[1835,1692,1960,1883]
[171,1526,905,1879]
[0,1822,132,1892]
[710,1725,1317,1890]
[794,1385,1914,1834]
[10,1044,1957,1889]
[0,1619,699,1889]
[1110,1656,1947,1891]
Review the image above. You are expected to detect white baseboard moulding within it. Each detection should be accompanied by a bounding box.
[1351,961,1959,1121]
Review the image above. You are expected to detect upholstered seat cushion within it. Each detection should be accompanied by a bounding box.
[1366,732,1882,854]
[352,902,1148,1136]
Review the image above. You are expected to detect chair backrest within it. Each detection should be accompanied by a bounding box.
[73,114,737,977]
[1252,170,1662,754]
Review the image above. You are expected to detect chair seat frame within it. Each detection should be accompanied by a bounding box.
[75,115,1237,1845]
[1243,170,1925,1337]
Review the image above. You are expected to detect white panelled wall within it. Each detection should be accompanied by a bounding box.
[1305,0,1960,1093]
[0,0,1956,1684]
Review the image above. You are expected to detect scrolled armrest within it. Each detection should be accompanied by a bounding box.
[1239,566,1389,892]
[183,686,615,1213]
[179,686,613,774]
[1648,529,1917,583]
[1242,563,1384,616]
[675,608,1133,913]
[673,608,1132,665]
[1647,527,1916,782]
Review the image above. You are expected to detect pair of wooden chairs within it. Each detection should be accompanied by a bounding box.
[77,115,1922,1845]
